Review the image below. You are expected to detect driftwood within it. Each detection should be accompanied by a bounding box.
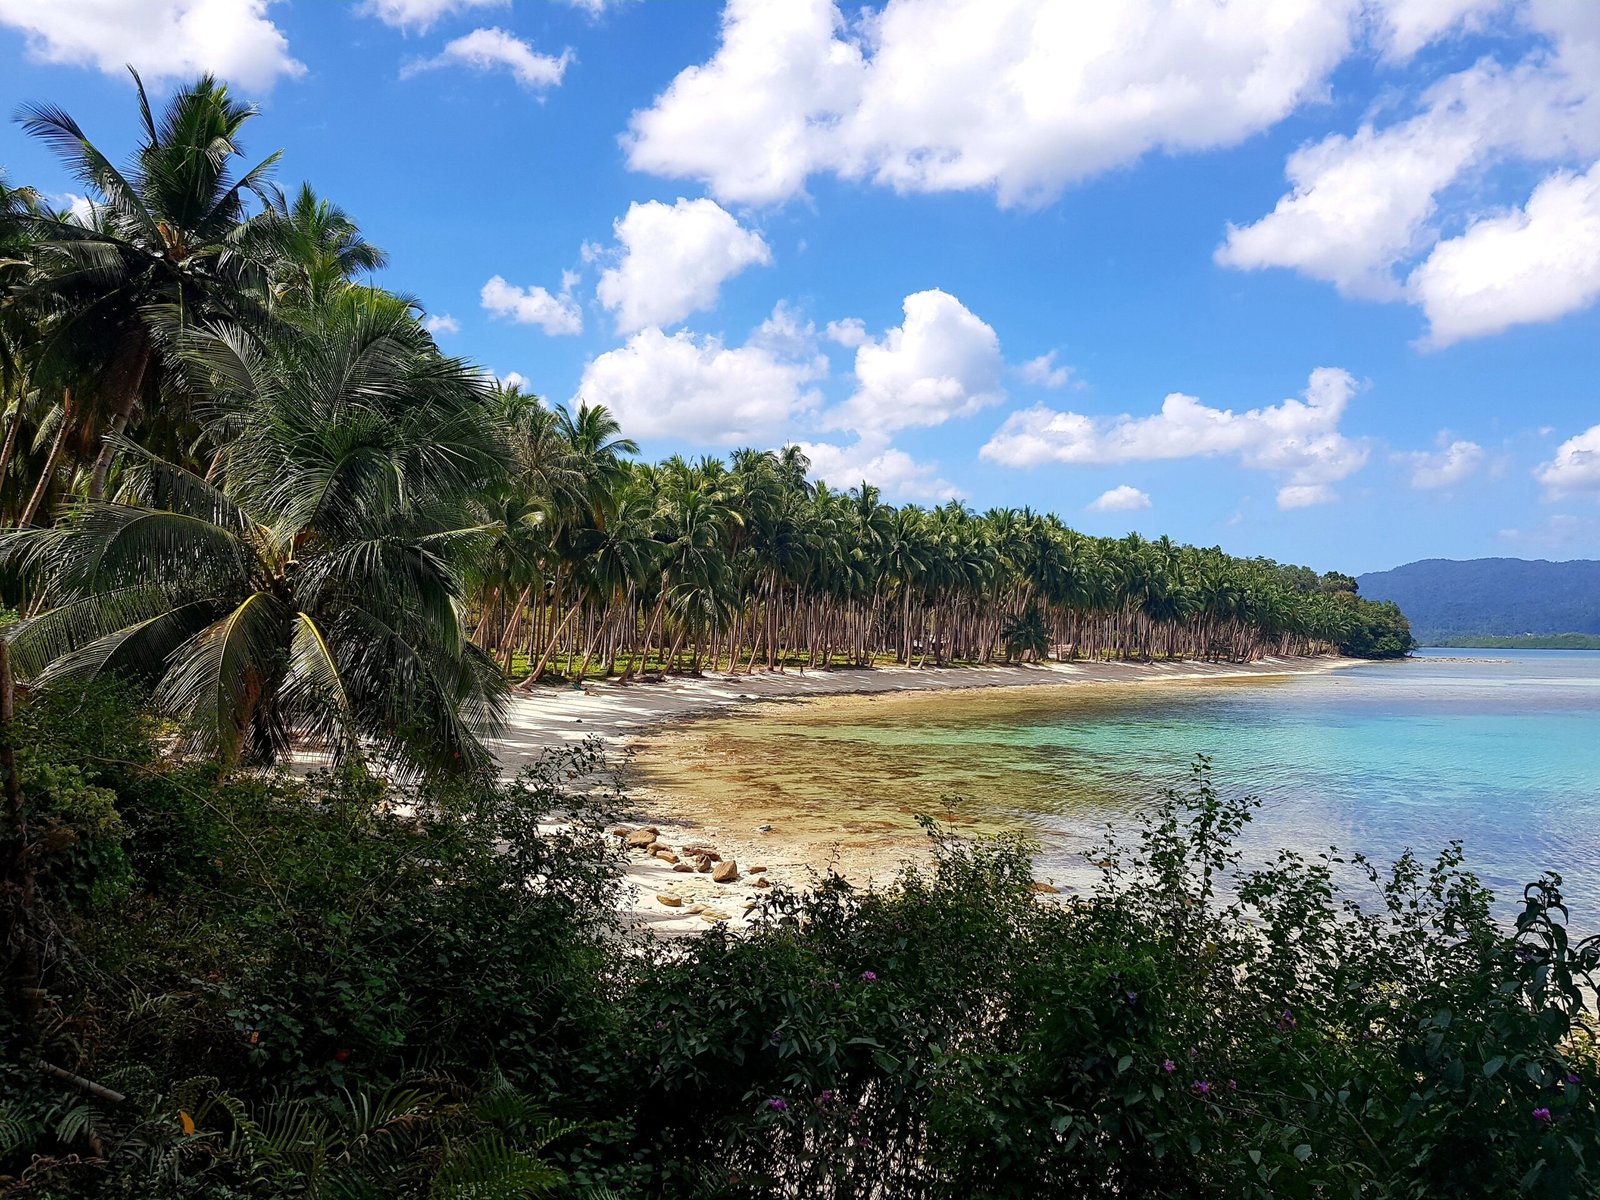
[37,1061,127,1105]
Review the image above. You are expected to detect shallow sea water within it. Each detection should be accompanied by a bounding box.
[632,650,1600,927]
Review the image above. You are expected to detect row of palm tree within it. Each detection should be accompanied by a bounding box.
[468,433,1376,687]
[0,73,1401,776]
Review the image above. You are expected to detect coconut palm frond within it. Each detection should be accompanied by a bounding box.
[153,590,289,764]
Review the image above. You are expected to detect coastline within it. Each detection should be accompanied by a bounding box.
[494,655,1362,936]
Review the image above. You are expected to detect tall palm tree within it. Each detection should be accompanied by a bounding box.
[13,71,281,499]
[3,290,507,775]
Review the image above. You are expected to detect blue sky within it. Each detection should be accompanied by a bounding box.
[0,0,1596,576]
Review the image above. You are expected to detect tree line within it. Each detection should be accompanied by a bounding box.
[0,73,1410,777]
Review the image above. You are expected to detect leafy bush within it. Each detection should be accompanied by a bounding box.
[3,691,1597,1198]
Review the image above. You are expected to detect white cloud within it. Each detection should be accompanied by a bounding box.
[481,274,583,336]
[1399,437,1485,488]
[1088,485,1151,513]
[573,306,826,444]
[798,434,960,501]
[594,198,771,334]
[402,27,571,89]
[980,367,1368,510]
[1018,351,1073,389]
[0,0,304,90]
[1373,0,1509,61]
[626,0,1358,207]
[1535,424,1600,495]
[493,370,531,391]
[824,317,868,348]
[1408,160,1600,347]
[424,312,461,336]
[360,0,504,31]
[1220,4,1600,336]
[826,289,1004,436]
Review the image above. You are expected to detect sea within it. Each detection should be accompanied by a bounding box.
[634,650,1600,932]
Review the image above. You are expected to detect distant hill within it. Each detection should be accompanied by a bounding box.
[1356,558,1600,644]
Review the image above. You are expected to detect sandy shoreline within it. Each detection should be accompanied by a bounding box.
[493,655,1359,935]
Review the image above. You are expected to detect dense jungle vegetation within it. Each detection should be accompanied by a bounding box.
[7,74,1570,1200]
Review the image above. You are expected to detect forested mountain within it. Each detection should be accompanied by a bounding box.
[1357,558,1600,643]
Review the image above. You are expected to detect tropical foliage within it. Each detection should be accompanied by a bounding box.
[1,700,1595,1198]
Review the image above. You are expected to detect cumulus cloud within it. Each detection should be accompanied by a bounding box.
[826,289,1004,436]
[1088,485,1151,513]
[594,198,771,334]
[0,0,304,90]
[360,0,503,31]
[980,367,1368,510]
[1399,437,1485,488]
[625,0,1357,207]
[424,312,461,336]
[798,434,960,502]
[1220,3,1600,338]
[1535,424,1600,495]
[573,306,827,444]
[1018,351,1073,389]
[481,274,583,336]
[1408,160,1600,347]
[1373,0,1509,61]
[824,317,868,348]
[402,27,571,89]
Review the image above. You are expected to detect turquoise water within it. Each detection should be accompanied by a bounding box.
[1015,651,1600,921]
[641,650,1600,927]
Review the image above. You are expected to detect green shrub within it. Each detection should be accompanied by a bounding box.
[3,686,1597,1198]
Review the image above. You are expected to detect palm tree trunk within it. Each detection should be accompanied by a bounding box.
[20,397,72,527]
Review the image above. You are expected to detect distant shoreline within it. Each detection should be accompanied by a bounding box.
[495,653,1361,768]
[1424,636,1600,651]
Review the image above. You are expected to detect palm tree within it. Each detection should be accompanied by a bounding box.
[13,71,281,499]
[2,290,507,775]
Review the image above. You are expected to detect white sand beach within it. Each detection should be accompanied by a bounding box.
[494,655,1357,936]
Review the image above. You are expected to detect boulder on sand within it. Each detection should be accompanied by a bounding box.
[712,861,739,883]
[625,829,657,849]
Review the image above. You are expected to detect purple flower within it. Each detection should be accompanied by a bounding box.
[1162,1060,1176,1074]
[1533,1107,1552,1123]
[830,981,841,992]
[1192,1080,1211,1095]
[769,1031,782,1045]
[1278,1008,1296,1030]
[817,1089,836,1104]
[1125,991,1138,1004]
[767,1098,789,1113]
[1568,1073,1581,1085]
[1227,1079,1237,1091]
[861,970,878,983]
[654,1021,664,1031]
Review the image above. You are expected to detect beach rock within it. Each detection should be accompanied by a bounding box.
[1030,882,1061,895]
[684,846,721,861]
[646,841,670,854]
[712,861,739,883]
[656,894,683,907]
[686,904,706,915]
[610,827,633,838]
[672,863,693,873]
[749,865,767,873]
[753,877,771,889]
[701,910,730,923]
[625,830,656,849]
[757,824,773,833]
[655,851,680,864]
[694,857,713,873]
